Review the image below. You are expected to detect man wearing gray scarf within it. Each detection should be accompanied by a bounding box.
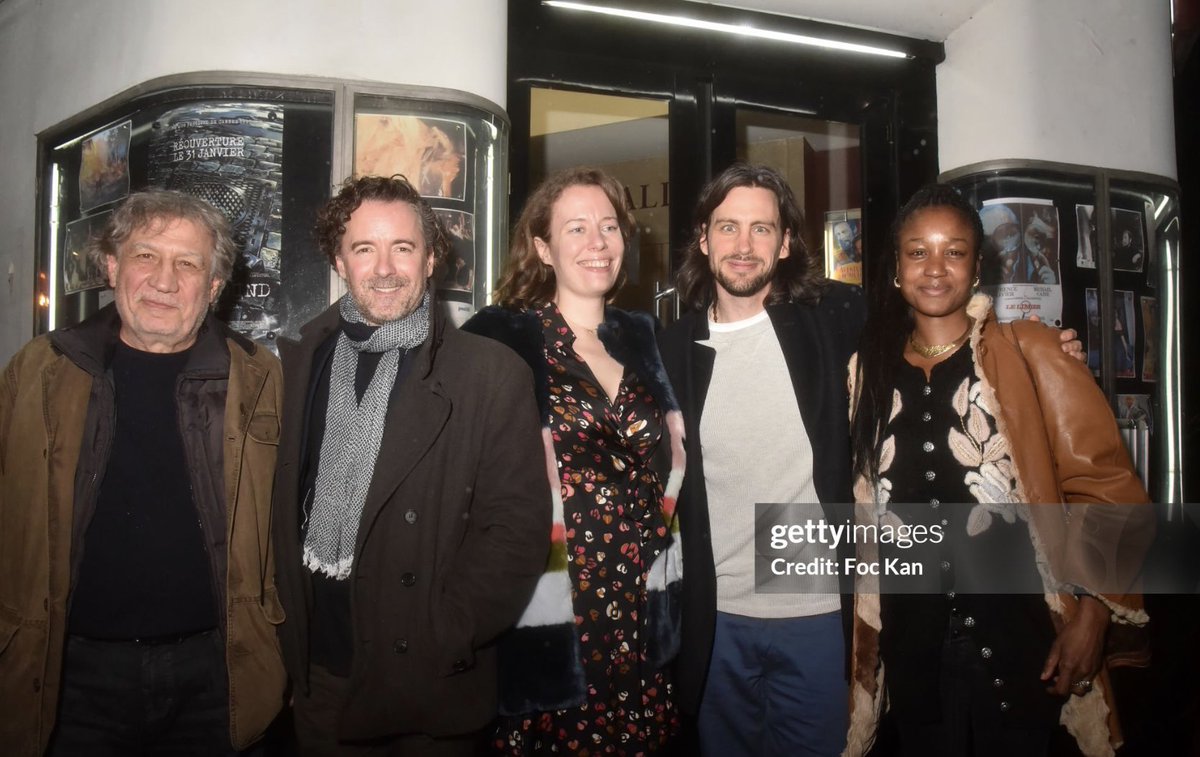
[273,175,550,755]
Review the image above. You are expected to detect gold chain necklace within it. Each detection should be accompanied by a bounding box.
[909,320,973,359]
[561,313,600,337]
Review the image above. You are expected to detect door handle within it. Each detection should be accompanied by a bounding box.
[654,282,678,326]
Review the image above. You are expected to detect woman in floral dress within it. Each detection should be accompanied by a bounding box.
[464,167,684,755]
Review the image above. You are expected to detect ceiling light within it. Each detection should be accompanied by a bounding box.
[542,1,912,59]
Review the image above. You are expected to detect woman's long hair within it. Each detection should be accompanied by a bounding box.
[493,167,636,310]
[674,163,825,312]
[850,183,985,483]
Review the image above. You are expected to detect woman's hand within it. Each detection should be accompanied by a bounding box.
[1040,595,1110,696]
[1027,315,1085,363]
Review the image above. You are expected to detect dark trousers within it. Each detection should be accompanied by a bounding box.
[46,629,247,756]
[696,611,848,757]
[894,634,1053,757]
[292,664,480,757]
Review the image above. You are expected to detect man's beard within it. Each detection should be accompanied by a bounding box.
[714,261,774,298]
[354,275,425,325]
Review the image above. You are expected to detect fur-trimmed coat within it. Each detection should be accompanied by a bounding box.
[845,295,1154,757]
[463,304,685,716]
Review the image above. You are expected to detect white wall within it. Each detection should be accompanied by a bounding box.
[0,0,507,364]
[937,0,1175,177]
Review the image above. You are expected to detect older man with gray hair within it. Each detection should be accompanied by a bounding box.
[0,189,286,755]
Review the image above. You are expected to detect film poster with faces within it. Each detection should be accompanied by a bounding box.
[354,114,474,325]
[1074,205,1147,275]
[823,210,862,286]
[1084,288,1139,379]
[147,103,285,345]
[62,212,112,295]
[978,198,1063,325]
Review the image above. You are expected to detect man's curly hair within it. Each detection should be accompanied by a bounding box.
[314,175,450,268]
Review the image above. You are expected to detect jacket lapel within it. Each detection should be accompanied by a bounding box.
[687,314,716,427]
[353,348,451,556]
[767,303,827,486]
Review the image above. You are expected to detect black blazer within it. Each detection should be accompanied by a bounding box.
[657,282,866,713]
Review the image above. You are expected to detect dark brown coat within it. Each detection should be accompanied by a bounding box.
[273,303,550,740]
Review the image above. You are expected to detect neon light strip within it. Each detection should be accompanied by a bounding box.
[543,1,912,59]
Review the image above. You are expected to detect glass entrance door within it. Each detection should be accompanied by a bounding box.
[528,88,673,318]
[508,2,942,317]
[735,109,864,286]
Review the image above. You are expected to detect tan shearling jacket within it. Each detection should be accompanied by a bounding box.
[0,305,287,755]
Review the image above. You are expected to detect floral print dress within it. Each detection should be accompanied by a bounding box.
[495,304,678,755]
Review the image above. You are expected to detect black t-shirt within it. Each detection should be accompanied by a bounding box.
[69,341,219,639]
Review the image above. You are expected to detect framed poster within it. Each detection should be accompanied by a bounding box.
[823,209,862,285]
[978,198,1062,325]
[80,120,131,213]
[62,212,111,294]
[354,114,468,200]
[148,102,286,343]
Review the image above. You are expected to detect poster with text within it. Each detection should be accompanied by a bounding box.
[62,212,111,294]
[1083,288,1136,378]
[823,210,862,285]
[979,198,1062,325]
[147,103,284,344]
[434,209,476,328]
[80,120,131,213]
[1141,296,1158,382]
[354,114,468,200]
[1075,204,1097,269]
[1114,289,1137,378]
[1085,288,1101,376]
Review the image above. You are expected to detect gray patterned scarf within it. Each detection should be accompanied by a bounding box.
[302,292,431,579]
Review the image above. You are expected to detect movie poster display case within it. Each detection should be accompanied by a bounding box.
[36,74,510,347]
[941,161,1182,508]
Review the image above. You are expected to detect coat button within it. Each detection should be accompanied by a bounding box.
[981,647,993,659]
[963,616,976,628]
[993,678,1005,688]
[401,572,416,587]
[452,659,468,672]
[999,701,1010,712]
[404,509,418,525]
[393,639,408,654]
[923,441,935,452]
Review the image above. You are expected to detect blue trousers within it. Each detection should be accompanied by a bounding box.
[697,611,848,757]
[46,629,248,756]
